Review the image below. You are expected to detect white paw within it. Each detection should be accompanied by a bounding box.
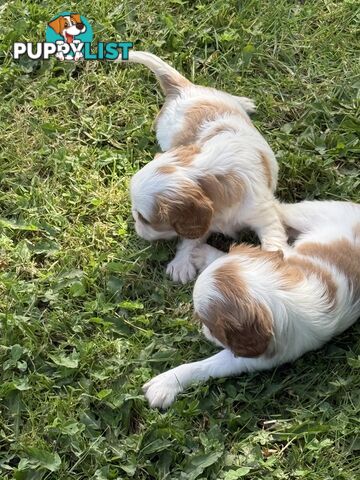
[143,372,183,409]
[55,52,65,61]
[166,257,196,283]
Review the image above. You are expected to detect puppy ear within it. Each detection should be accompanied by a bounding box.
[166,185,213,239]
[198,263,274,357]
[221,304,273,357]
[48,16,65,34]
[71,14,82,24]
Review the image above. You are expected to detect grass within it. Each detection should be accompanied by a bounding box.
[0,0,359,478]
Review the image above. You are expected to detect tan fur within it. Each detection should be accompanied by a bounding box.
[157,74,189,98]
[199,123,238,143]
[157,165,177,175]
[197,262,274,357]
[174,144,201,166]
[153,183,213,239]
[156,146,243,212]
[198,172,245,211]
[156,145,200,174]
[229,243,284,261]
[297,240,360,300]
[172,100,251,147]
[229,244,337,306]
[286,256,337,305]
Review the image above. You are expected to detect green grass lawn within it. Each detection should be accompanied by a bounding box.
[1,0,359,478]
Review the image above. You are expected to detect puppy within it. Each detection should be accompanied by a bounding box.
[122,52,288,283]
[143,200,360,408]
[48,14,86,61]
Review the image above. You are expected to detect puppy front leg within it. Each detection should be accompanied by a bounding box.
[143,349,273,409]
[166,238,205,283]
[252,200,288,252]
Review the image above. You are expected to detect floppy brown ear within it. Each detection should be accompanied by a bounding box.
[71,13,82,24]
[198,263,274,358]
[48,16,65,34]
[221,304,273,357]
[168,186,213,239]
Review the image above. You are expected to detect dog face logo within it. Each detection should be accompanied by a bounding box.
[48,14,86,43]
[13,12,132,62]
[45,12,93,61]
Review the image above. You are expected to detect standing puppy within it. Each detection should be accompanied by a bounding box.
[122,52,288,283]
[143,200,360,408]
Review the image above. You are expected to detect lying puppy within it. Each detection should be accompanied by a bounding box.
[143,200,360,408]
[123,52,288,283]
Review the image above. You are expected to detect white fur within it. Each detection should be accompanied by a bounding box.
[127,52,287,283]
[144,201,360,408]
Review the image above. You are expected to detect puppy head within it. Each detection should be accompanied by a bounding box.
[194,258,274,357]
[48,14,86,37]
[130,149,213,242]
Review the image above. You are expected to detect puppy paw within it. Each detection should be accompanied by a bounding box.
[143,372,182,409]
[166,258,196,283]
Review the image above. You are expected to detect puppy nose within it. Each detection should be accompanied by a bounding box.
[76,23,84,29]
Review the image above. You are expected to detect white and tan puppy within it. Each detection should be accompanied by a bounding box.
[122,52,288,283]
[143,200,360,408]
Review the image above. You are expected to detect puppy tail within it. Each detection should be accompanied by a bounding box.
[116,50,191,96]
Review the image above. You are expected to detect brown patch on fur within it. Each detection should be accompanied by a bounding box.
[286,256,337,305]
[198,172,245,211]
[199,123,238,143]
[153,182,213,239]
[229,243,284,262]
[156,145,200,174]
[157,73,189,97]
[259,151,273,190]
[157,165,177,174]
[198,262,273,357]
[229,244,337,307]
[172,99,251,147]
[297,240,360,300]
[174,144,201,166]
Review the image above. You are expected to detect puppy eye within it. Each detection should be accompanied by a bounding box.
[138,212,150,225]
